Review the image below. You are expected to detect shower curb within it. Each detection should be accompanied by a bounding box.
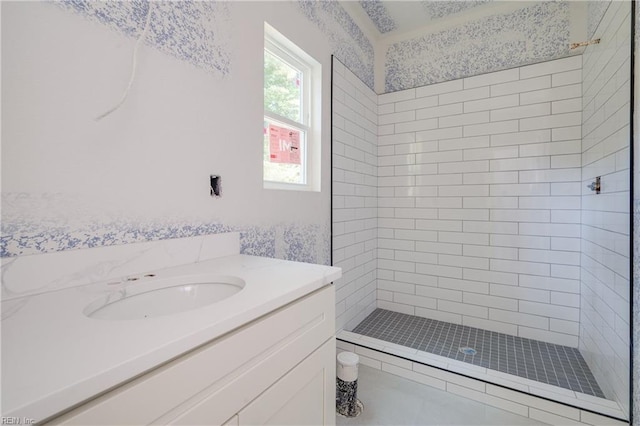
[337,338,629,426]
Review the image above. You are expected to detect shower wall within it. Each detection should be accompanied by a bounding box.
[375,56,583,347]
[331,7,633,413]
[579,0,631,414]
[332,58,379,332]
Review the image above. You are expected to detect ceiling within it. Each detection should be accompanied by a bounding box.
[344,0,498,39]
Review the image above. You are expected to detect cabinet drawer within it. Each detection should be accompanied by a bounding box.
[47,286,335,425]
[175,339,336,426]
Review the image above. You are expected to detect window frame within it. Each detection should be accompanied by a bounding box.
[263,23,321,192]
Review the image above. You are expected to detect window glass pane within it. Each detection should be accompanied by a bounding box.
[264,50,302,123]
[263,119,305,184]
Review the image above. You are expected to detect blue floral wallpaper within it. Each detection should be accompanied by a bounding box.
[384,1,570,92]
[297,0,375,90]
[57,0,376,88]
[1,0,373,266]
[359,0,396,34]
[421,0,491,20]
[0,193,330,265]
[56,0,232,77]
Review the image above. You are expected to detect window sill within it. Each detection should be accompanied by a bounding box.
[264,180,319,192]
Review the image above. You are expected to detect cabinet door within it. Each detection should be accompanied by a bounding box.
[239,339,335,426]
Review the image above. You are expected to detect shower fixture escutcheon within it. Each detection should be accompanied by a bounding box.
[586,176,601,194]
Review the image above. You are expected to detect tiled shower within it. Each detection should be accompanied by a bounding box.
[333,1,631,422]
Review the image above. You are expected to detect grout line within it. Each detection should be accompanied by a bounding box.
[353,308,604,398]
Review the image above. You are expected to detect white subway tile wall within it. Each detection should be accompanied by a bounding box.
[332,18,632,416]
[376,55,584,348]
[579,0,631,416]
[333,58,378,332]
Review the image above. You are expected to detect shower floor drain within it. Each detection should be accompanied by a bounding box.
[459,347,477,356]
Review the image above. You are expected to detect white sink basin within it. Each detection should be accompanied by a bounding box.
[84,275,245,320]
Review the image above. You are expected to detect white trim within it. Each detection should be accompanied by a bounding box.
[264,111,309,134]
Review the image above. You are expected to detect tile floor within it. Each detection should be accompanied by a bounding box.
[336,365,548,425]
[353,309,604,397]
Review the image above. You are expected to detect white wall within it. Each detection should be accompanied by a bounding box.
[332,58,378,332]
[580,0,631,415]
[374,56,583,347]
[1,1,373,266]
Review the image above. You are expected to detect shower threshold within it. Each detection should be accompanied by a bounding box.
[338,308,627,420]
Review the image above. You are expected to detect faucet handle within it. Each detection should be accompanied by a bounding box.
[586,177,601,194]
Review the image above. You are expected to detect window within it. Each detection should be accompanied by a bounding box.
[264,23,321,191]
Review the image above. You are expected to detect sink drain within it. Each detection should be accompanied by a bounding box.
[459,347,477,356]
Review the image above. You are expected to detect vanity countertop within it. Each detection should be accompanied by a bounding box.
[1,254,341,422]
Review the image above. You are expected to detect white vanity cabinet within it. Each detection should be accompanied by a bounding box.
[46,285,336,426]
[235,339,333,425]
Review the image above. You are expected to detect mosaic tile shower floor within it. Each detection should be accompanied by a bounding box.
[352,309,605,398]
